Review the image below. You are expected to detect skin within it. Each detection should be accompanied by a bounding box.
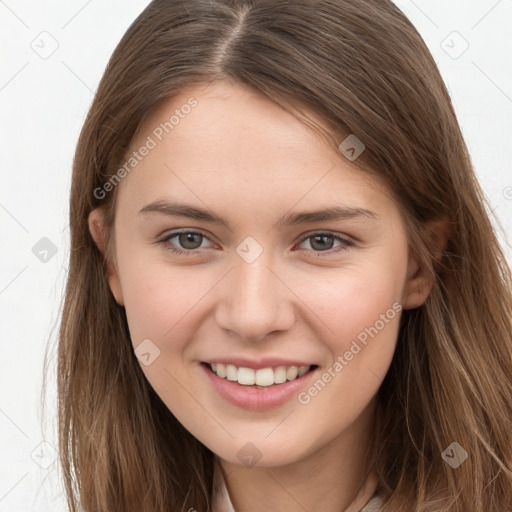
[89,80,446,512]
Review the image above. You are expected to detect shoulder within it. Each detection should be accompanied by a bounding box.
[361,494,386,511]
[361,493,453,511]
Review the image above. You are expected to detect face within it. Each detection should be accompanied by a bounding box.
[89,80,428,468]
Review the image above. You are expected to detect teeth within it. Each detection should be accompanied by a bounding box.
[209,363,312,386]
[274,366,287,384]
[216,364,226,378]
[298,365,309,377]
[226,364,238,381]
[255,368,274,386]
[287,366,298,380]
[238,366,255,385]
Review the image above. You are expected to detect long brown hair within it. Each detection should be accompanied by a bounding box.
[50,0,512,510]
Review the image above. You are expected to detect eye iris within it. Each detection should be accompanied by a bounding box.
[169,233,342,253]
[310,235,334,251]
[179,232,202,250]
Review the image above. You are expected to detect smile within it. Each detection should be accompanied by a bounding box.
[200,362,320,411]
[207,362,316,387]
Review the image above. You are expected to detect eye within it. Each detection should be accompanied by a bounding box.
[296,232,354,255]
[157,229,354,257]
[157,229,214,256]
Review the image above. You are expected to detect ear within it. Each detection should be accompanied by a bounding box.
[88,208,124,306]
[402,218,451,310]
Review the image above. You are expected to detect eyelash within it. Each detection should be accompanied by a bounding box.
[156,229,354,257]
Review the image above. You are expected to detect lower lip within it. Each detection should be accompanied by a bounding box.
[200,362,319,411]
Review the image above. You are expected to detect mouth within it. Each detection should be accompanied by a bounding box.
[200,361,321,410]
[201,362,319,389]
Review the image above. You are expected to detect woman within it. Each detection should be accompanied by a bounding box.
[55,1,512,510]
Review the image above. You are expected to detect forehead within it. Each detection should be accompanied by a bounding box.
[135,81,335,170]
[115,81,393,220]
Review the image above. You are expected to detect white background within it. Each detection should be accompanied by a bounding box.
[1,1,511,510]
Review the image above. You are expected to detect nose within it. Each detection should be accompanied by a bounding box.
[215,255,296,343]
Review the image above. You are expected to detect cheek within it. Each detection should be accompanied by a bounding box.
[116,254,215,413]
[120,264,210,346]
[293,253,406,418]
[299,258,406,352]
[295,274,402,429]
[119,238,407,357]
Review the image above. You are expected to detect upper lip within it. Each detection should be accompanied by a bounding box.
[202,357,317,370]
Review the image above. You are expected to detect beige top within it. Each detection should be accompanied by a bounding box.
[212,459,385,512]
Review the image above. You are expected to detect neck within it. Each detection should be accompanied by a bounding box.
[216,398,377,512]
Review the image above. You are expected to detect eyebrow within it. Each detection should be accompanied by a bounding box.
[138,200,378,230]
